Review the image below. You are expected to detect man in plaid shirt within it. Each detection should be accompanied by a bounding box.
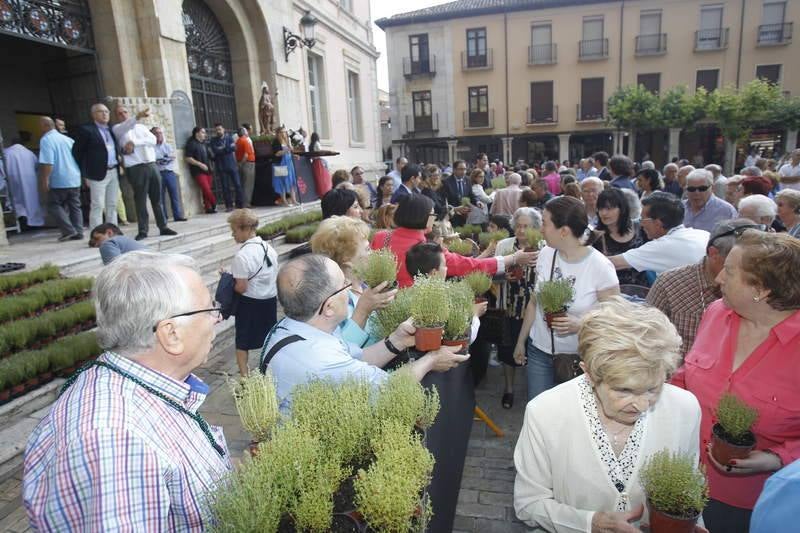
[23,251,231,531]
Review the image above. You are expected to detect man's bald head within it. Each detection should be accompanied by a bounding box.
[39,116,55,133]
[277,254,340,321]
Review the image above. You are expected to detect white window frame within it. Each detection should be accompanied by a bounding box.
[346,69,364,145]
[306,51,330,140]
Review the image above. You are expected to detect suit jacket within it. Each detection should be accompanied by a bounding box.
[442,175,474,207]
[597,167,611,182]
[72,123,119,181]
[390,183,417,204]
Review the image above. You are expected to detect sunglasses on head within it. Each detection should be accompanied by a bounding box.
[686,185,710,193]
[708,224,767,249]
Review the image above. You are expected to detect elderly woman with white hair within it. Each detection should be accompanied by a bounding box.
[776,189,800,237]
[514,297,701,532]
[737,194,778,228]
[580,177,603,227]
[495,207,543,409]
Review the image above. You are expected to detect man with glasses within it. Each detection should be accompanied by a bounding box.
[351,165,377,207]
[683,169,738,232]
[647,219,765,358]
[261,254,469,414]
[24,251,230,530]
[442,160,473,226]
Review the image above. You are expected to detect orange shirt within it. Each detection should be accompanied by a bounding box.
[235,136,255,162]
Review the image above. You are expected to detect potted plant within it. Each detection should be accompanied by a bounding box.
[230,371,281,455]
[374,369,440,431]
[491,176,507,190]
[354,248,398,291]
[478,230,509,250]
[640,449,708,533]
[442,281,474,353]
[409,276,450,352]
[462,272,493,303]
[523,228,544,252]
[370,288,413,342]
[445,239,474,257]
[711,392,759,465]
[537,278,575,328]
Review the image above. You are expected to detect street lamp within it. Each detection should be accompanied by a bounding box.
[283,11,317,62]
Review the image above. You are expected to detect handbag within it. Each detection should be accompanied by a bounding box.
[547,251,583,384]
[215,242,272,320]
[273,165,289,177]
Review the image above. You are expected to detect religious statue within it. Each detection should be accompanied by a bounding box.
[258,82,278,135]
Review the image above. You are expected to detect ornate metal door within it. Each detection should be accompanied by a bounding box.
[182,0,237,130]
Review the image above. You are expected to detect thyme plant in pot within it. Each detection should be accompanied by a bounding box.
[370,288,413,342]
[354,248,398,291]
[409,276,450,351]
[523,228,544,252]
[374,369,441,431]
[230,371,280,455]
[462,271,492,303]
[640,449,708,533]
[711,392,759,465]
[442,281,474,352]
[445,238,474,257]
[537,278,575,329]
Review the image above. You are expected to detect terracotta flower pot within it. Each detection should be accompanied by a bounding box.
[41,371,54,381]
[711,423,756,466]
[25,377,40,388]
[507,265,524,281]
[414,326,443,352]
[11,384,25,396]
[248,441,261,457]
[544,309,567,329]
[0,389,10,403]
[442,338,469,354]
[646,500,700,533]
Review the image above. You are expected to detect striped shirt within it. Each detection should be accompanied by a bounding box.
[23,352,232,532]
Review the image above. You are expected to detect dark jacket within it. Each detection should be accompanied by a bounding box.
[390,184,416,204]
[71,123,119,181]
[209,133,238,170]
[421,187,448,220]
[185,138,211,178]
[442,175,475,207]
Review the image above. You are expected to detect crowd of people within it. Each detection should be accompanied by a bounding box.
[19,145,800,532]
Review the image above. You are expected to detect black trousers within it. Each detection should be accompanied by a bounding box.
[703,498,752,533]
[126,162,166,235]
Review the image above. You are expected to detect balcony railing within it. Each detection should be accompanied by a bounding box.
[461,49,493,70]
[402,55,437,77]
[635,33,667,55]
[694,28,729,51]
[576,103,606,122]
[757,22,793,45]
[404,113,439,138]
[526,105,558,125]
[579,38,609,60]
[528,43,557,65]
[463,109,495,129]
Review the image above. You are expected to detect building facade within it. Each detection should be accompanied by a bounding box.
[0,0,383,242]
[377,0,799,169]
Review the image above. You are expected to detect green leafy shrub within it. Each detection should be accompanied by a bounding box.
[355,419,434,533]
[0,278,93,323]
[460,197,472,207]
[257,210,323,239]
[463,271,493,297]
[409,276,450,328]
[370,288,413,340]
[523,228,544,250]
[444,281,474,340]
[0,264,61,294]
[0,300,95,354]
[230,371,280,442]
[285,223,319,243]
[2,357,27,387]
[453,224,481,238]
[445,238,474,256]
[491,176,507,189]
[537,278,575,313]
[355,248,398,289]
[374,369,440,430]
[640,449,708,519]
[715,392,759,441]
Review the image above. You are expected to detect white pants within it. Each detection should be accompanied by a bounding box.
[88,168,119,229]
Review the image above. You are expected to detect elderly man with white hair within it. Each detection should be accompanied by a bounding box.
[24,251,231,530]
[704,164,727,199]
[491,172,523,216]
[737,194,777,227]
[641,160,655,170]
[580,176,603,227]
[662,163,683,197]
[683,169,738,232]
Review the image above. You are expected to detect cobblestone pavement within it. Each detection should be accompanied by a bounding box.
[0,349,529,532]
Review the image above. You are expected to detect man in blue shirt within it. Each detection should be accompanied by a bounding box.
[682,169,738,232]
[208,124,243,211]
[261,254,468,414]
[89,223,146,264]
[38,116,83,242]
[750,459,800,532]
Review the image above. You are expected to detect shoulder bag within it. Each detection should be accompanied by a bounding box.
[548,251,583,384]
[215,242,272,320]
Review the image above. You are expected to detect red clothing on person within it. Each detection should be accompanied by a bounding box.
[671,300,800,510]
[235,136,255,163]
[194,173,217,210]
[542,172,561,195]
[370,227,498,288]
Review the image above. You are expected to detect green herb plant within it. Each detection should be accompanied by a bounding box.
[230,371,280,442]
[523,228,544,250]
[444,281,474,341]
[409,276,450,328]
[370,288,413,340]
[445,239,474,256]
[715,392,759,441]
[462,272,492,297]
[374,369,440,430]
[355,248,398,289]
[491,176,507,190]
[640,449,709,519]
[537,278,575,313]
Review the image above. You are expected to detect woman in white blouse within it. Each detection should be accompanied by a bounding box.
[466,168,495,226]
[514,297,702,532]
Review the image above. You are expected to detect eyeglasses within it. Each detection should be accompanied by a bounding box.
[318,283,353,315]
[707,224,767,249]
[152,307,222,332]
[686,185,710,193]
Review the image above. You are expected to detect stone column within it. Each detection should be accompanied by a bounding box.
[558,134,571,163]
[724,139,736,176]
[786,129,798,154]
[0,210,8,247]
[501,137,514,165]
[668,128,681,162]
[612,131,623,155]
[447,139,459,164]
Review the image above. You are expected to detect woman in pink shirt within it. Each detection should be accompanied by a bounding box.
[541,161,562,196]
[672,230,800,532]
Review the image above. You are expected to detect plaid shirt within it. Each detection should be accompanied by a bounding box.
[646,260,721,357]
[23,352,232,532]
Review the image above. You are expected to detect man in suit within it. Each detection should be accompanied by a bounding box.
[441,159,473,226]
[592,151,611,182]
[72,103,120,228]
[390,163,421,204]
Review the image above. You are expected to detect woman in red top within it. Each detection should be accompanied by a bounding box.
[672,230,800,532]
[371,194,535,288]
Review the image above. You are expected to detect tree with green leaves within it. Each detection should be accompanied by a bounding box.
[658,85,708,130]
[607,84,662,158]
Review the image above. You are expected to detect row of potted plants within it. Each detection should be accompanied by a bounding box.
[212,370,440,532]
[0,277,93,324]
[0,330,100,402]
[0,264,61,297]
[0,300,95,357]
[285,223,320,244]
[256,210,323,240]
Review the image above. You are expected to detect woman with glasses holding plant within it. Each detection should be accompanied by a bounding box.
[672,230,800,532]
[514,297,702,532]
[227,209,279,376]
[513,196,619,401]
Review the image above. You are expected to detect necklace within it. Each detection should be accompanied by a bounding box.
[60,360,226,457]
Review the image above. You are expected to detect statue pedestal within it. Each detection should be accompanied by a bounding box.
[251,142,338,206]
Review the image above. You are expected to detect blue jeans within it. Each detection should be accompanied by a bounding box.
[217,166,244,208]
[160,170,183,220]
[525,338,555,402]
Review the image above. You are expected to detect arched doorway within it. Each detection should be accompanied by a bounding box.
[182,0,237,129]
